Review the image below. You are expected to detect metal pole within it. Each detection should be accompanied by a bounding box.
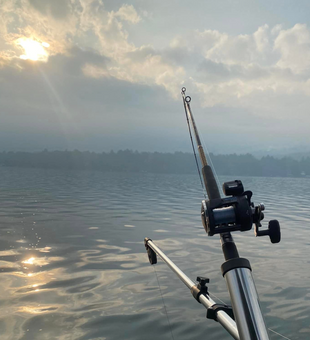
[147,239,239,340]
[224,268,269,340]
[220,235,270,340]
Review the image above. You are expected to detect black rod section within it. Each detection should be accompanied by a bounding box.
[221,233,240,260]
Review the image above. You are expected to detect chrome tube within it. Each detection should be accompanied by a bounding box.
[224,268,269,340]
[147,239,194,289]
[147,239,239,340]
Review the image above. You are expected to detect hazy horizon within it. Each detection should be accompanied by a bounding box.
[2,146,310,160]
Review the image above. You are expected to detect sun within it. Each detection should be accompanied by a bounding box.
[18,39,49,62]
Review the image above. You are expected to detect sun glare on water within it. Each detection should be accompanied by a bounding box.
[18,39,49,61]
[23,257,36,265]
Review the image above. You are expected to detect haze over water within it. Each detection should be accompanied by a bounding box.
[0,167,309,339]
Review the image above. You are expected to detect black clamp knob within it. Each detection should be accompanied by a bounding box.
[197,276,209,293]
[191,276,209,302]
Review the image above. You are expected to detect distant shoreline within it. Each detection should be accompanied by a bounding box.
[0,149,309,178]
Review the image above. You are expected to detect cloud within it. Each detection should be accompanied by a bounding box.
[1,0,310,153]
[0,0,186,99]
[1,1,141,58]
[114,4,141,24]
[0,0,185,97]
[275,24,310,74]
[2,2,310,105]
[28,0,71,20]
[1,0,183,93]
[0,44,185,152]
[162,24,310,115]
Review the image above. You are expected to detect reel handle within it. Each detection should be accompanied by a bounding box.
[255,220,281,243]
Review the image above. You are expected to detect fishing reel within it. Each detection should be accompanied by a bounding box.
[201,180,281,243]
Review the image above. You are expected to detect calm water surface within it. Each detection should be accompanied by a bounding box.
[0,167,309,339]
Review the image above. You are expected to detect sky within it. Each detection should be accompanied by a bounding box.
[1,0,310,154]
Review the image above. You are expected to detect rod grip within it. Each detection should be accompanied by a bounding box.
[202,165,221,200]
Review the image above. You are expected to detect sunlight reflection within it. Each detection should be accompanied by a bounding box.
[22,256,64,268]
[18,306,58,314]
[22,257,35,265]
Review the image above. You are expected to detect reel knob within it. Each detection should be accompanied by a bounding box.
[268,220,281,244]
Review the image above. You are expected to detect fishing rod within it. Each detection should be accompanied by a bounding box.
[144,88,281,340]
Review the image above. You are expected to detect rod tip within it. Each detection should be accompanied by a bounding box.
[181,87,186,93]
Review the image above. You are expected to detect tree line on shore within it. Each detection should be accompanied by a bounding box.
[0,149,309,177]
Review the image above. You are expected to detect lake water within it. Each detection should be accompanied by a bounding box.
[0,167,309,340]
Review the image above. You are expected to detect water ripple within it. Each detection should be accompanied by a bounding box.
[0,168,309,339]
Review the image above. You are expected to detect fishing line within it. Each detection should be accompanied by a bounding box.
[209,292,292,340]
[268,328,292,340]
[209,294,292,340]
[153,265,175,340]
[182,96,207,198]
[209,293,292,340]
[208,291,226,305]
